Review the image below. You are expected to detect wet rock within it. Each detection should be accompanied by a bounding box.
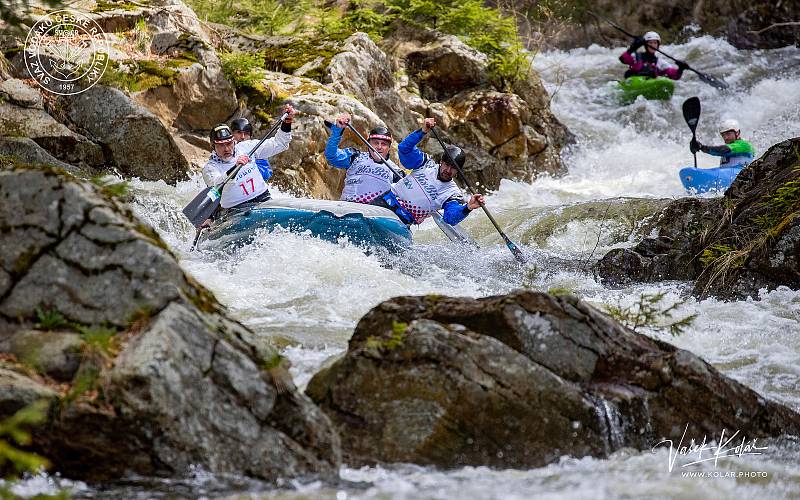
[0,166,340,481]
[307,291,800,468]
[65,85,189,184]
[0,101,104,167]
[595,137,800,299]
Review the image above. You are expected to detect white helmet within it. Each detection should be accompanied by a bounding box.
[719,118,740,134]
[643,31,661,42]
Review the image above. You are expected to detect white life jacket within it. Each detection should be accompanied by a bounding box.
[719,154,752,168]
[390,159,462,223]
[341,152,396,204]
[216,143,268,208]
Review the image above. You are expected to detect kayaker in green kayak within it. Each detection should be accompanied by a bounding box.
[619,31,688,80]
[690,119,755,168]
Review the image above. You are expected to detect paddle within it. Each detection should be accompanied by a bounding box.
[182,112,288,229]
[323,119,478,247]
[682,96,701,168]
[588,11,730,90]
[429,127,527,264]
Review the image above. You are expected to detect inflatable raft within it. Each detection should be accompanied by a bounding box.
[679,166,744,193]
[199,197,412,250]
[617,76,675,103]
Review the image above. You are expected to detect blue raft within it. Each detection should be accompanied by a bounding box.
[679,166,744,194]
[200,198,412,251]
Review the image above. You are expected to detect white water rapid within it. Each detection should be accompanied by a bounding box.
[15,35,800,499]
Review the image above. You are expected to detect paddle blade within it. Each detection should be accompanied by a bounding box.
[502,235,527,264]
[694,70,729,90]
[182,186,221,227]
[682,97,701,132]
[432,212,480,248]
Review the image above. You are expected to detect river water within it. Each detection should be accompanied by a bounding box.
[12,36,800,498]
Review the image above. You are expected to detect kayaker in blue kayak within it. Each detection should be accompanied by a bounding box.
[324,113,399,204]
[690,119,755,167]
[370,117,484,226]
[202,103,296,209]
[619,31,688,80]
[230,117,274,183]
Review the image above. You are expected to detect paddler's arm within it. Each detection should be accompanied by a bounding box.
[325,113,358,168]
[398,117,436,170]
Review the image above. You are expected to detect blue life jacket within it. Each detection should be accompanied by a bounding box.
[256,158,272,181]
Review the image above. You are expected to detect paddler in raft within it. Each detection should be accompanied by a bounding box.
[369,117,484,226]
[690,118,755,168]
[620,31,688,80]
[324,112,400,204]
[201,104,296,216]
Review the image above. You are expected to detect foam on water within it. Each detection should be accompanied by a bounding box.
[36,34,800,499]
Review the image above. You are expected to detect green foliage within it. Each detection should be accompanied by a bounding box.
[191,0,530,88]
[699,243,737,268]
[0,401,50,479]
[76,325,118,356]
[547,286,573,297]
[99,59,180,92]
[188,0,305,36]
[343,0,390,38]
[383,0,531,87]
[603,292,697,337]
[752,164,800,237]
[90,175,130,198]
[220,51,266,89]
[34,308,68,331]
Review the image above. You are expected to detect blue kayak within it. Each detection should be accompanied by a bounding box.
[679,166,744,193]
[200,198,412,251]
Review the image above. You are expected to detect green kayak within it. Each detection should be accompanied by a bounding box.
[617,76,675,103]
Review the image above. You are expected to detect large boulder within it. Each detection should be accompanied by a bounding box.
[0,164,340,481]
[382,27,571,189]
[307,291,800,468]
[327,33,420,137]
[595,137,800,299]
[0,137,84,175]
[64,85,189,184]
[0,101,104,167]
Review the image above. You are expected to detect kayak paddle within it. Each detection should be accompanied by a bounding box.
[323,119,479,247]
[182,112,288,229]
[429,126,527,264]
[682,96,701,168]
[589,11,730,90]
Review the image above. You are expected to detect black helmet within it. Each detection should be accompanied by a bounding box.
[210,124,234,143]
[441,145,465,170]
[368,126,392,143]
[230,117,253,135]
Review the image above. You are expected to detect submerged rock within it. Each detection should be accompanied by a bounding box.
[596,137,800,299]
[307,291,800,468]
[0,166,340,481]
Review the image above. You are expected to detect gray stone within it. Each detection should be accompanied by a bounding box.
[0,101,104,167]
[1,330,83,381]
[0,167,340,481]
[0,79,43,109]
[65,85,189,183]
[0,137,83,174]
[307,292,800,468]
[0,366,57,417]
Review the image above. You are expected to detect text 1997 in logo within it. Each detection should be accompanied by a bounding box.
[24,9,109,96]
